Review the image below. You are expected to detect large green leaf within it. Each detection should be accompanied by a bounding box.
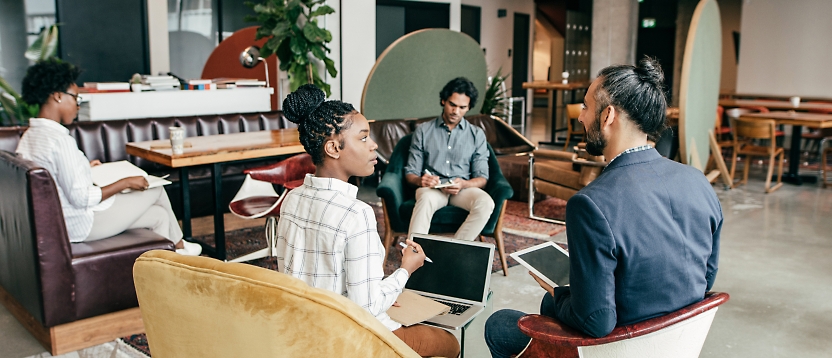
[303,22,331,43]
[25,24,59,61]
[309,5,335,18]
[289,36,307,55]
[324,58,337,78]
[310,46,326,61]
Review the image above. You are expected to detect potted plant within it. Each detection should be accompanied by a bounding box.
[0,24,59,126]
[246,0,337,97]
[480,68,509,120]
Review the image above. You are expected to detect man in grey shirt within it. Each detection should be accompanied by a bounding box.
[404,77,495,241]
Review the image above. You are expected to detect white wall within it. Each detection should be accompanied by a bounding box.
[736,0,832,98]
[328,0,534,110]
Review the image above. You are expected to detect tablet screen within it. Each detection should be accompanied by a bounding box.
[513,243,570,286]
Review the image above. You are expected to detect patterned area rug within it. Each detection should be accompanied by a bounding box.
[502,198,567,239]
[120,199,566,356]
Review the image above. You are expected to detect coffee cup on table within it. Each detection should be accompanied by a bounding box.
[790,96,801,108]
[169,127,185,155]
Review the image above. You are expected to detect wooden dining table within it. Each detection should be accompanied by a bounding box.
[126,129,304,260]
[739,111,832,185]
[523,81,590,146]
[718,99,832,112]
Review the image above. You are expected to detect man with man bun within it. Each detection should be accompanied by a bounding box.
[484,58,723,357]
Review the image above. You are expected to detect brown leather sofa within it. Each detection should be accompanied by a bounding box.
[368,113,536,199]
[0,150,174,355]
[0,111,294,218]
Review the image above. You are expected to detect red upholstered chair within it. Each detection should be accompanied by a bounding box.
[515,292,729,358]
[227,153,315,262]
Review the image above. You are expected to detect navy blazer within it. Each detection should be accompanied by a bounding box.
[550,148,722,338]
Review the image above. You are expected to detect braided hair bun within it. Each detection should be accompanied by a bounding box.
[283,84,326,124]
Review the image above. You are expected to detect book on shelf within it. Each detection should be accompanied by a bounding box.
[78,87,130,94]
[186,83,217,90]
[83,82,131,91]
[235,80,266,87]
[187,79,213,85]
[211,78,266,87]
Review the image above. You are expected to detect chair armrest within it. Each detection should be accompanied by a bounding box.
[376,170,406,230]
[517,292,730,348]
[572,157,607,168]
[485,174,514,207]
[532,149,575,161]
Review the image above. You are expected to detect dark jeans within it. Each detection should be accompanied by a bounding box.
[485,293,556,358]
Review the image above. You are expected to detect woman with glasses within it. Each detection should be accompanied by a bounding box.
[15,59,200,255]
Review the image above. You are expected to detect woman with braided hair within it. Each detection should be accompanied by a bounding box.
[275,84,460,357]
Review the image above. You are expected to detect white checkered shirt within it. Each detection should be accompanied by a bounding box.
[276,175,409,331]
[16,118,114,242]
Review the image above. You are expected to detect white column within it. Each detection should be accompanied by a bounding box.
[591,0,639,76]
[146,0,170,75]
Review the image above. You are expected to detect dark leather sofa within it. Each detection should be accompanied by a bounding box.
[0,111,291,354]
[0,150,173,354]
[0,111,294,218]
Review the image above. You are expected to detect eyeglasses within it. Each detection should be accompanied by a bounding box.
[62,91,80,108]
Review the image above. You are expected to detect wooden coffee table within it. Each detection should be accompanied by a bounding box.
[127,129,304,260]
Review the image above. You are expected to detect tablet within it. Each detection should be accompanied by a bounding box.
[510,242,570,288]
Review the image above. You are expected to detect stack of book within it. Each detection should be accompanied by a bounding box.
[186,79,217,90]
[212,78,267,89]
[140,75,181,91]
[81,82,131,93]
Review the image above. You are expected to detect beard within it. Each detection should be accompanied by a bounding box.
[584,113,607,156]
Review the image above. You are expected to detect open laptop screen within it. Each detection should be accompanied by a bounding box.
[405,235,493,303]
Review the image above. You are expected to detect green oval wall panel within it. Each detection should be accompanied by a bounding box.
[361,29,488,121]
[679,0,722,171]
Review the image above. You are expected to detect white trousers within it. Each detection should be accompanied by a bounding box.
[85,187,183,243]
[408,187,495,241]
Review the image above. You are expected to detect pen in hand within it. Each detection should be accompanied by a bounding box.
[399,241,433,263]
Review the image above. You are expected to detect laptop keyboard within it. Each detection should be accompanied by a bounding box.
[434,299,471,315]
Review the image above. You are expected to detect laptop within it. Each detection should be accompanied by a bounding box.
[404,233,495,330]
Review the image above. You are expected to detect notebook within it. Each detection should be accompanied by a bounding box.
[402,233,495,330]
[90,160,171,191]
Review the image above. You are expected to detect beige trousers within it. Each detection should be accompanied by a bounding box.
[408,187,495,241]
[85,187,183,243]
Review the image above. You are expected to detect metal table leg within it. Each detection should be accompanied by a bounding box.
[179,167,191,240]
[212,163,226,260]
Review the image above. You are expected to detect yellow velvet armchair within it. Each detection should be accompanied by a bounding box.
[133,250,421,358]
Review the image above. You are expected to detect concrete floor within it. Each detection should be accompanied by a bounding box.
[2,110,831,357]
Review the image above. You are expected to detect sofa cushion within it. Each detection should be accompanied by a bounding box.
[534,160,583,191]
[70,229,173,321]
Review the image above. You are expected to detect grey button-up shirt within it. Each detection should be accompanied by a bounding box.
[405,116,489,181]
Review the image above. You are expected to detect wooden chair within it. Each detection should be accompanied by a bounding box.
[563,104,584,150]
[730,117,784,193]
[227,153,315,262]
[516,292,729,358]
[823,144,832,188]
